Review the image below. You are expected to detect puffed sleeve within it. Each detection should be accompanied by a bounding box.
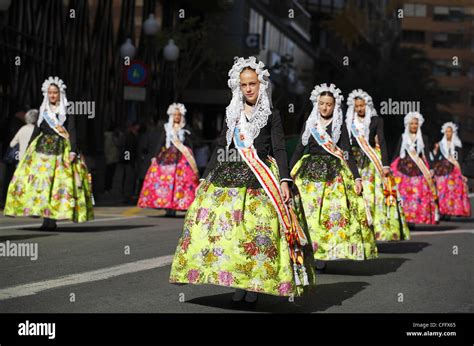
[201,120,228,180]
[376,117,389,167]
[155,127,166,156]
[183,126,193,149]
[392,135,402,162]
[456,146,464,163]
[339,127,361,179]
[28,125,41,147]
[422,135,432,166]
[67,116,77,154]
[289,126,306,171]
[270,110,291,182]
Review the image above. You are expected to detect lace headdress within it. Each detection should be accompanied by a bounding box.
[400,112,425,159]
[345,89,377,144]
[440,122,462,159]
[164,102,189,148]
[302,83,344,146]
[225,56,272,148]
[38,76,68,126]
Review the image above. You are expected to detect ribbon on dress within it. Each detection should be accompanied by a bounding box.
[351,123,386,184]
[233,127,309,287]
[352,123,398,209]
[42,110,69,139]
[172,137,199,175]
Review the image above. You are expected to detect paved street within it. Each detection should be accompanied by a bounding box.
[0,207,472,313]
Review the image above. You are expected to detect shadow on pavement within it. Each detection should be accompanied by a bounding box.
[447,218,474,223]
[186,281,370,313]
[409,225,459,232]
[147,215,185,219]
[326,258,409,276]
[18,225,155,233]
[377,241,430,254]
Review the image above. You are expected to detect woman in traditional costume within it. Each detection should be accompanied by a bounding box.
[4,76,94,230]
[169,57,314,305]
[345,89,409,241]
[390,112,438,224]
[290,84,378,273]
[431,122,470,217]
[137,103,199,216]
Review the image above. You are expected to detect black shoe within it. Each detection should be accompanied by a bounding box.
[165,210,176,217]
[243,291,258,308]
[244,292,258,305]
[40,218,57,231]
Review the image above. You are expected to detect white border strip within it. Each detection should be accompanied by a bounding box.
[0,255,173,300]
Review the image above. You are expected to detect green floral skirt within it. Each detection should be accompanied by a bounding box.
[292,154,378,261]
[4,133,94,222]
[352,147,410,241]
[169,159,315,296]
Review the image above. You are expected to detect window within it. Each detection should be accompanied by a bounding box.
[469,66,474,79]
[440,88,461,103]
[470,92,474,107]
[433,6,464,22]
[404,3,427,17]
[432,32,464,49]
[432,60,462,77]
[402,30,425,44]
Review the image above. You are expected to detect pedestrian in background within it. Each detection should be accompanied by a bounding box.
[9,109,39,161]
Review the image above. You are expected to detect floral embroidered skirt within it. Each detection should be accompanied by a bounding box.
[138,145,199,211]
[292,154,378,261]
[4,133,94,222]
[169,159,316,297]
[390,156,437,224]
[433,159,471,217]
[352,147,410,241]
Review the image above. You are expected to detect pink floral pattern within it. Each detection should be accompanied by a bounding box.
[391,157,437,224]
[434,160,470,217]
[138,145,199,210]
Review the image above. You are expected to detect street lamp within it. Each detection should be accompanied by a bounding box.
[143,14,159,36]
[163,39,179,61]
[120,38,136,59]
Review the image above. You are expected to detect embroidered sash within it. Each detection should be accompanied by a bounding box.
[233,128,309,286]
[172,137,199,175]
[446,155,461,170]
[407,149,439,220]
[310,126,373,226]
[351,123,385,182]
[43,111,69,139]
[407,150,437,199]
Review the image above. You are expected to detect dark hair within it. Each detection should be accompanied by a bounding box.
[48,83,60,90]
[319,91,335,101]
[241,66,256,73]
